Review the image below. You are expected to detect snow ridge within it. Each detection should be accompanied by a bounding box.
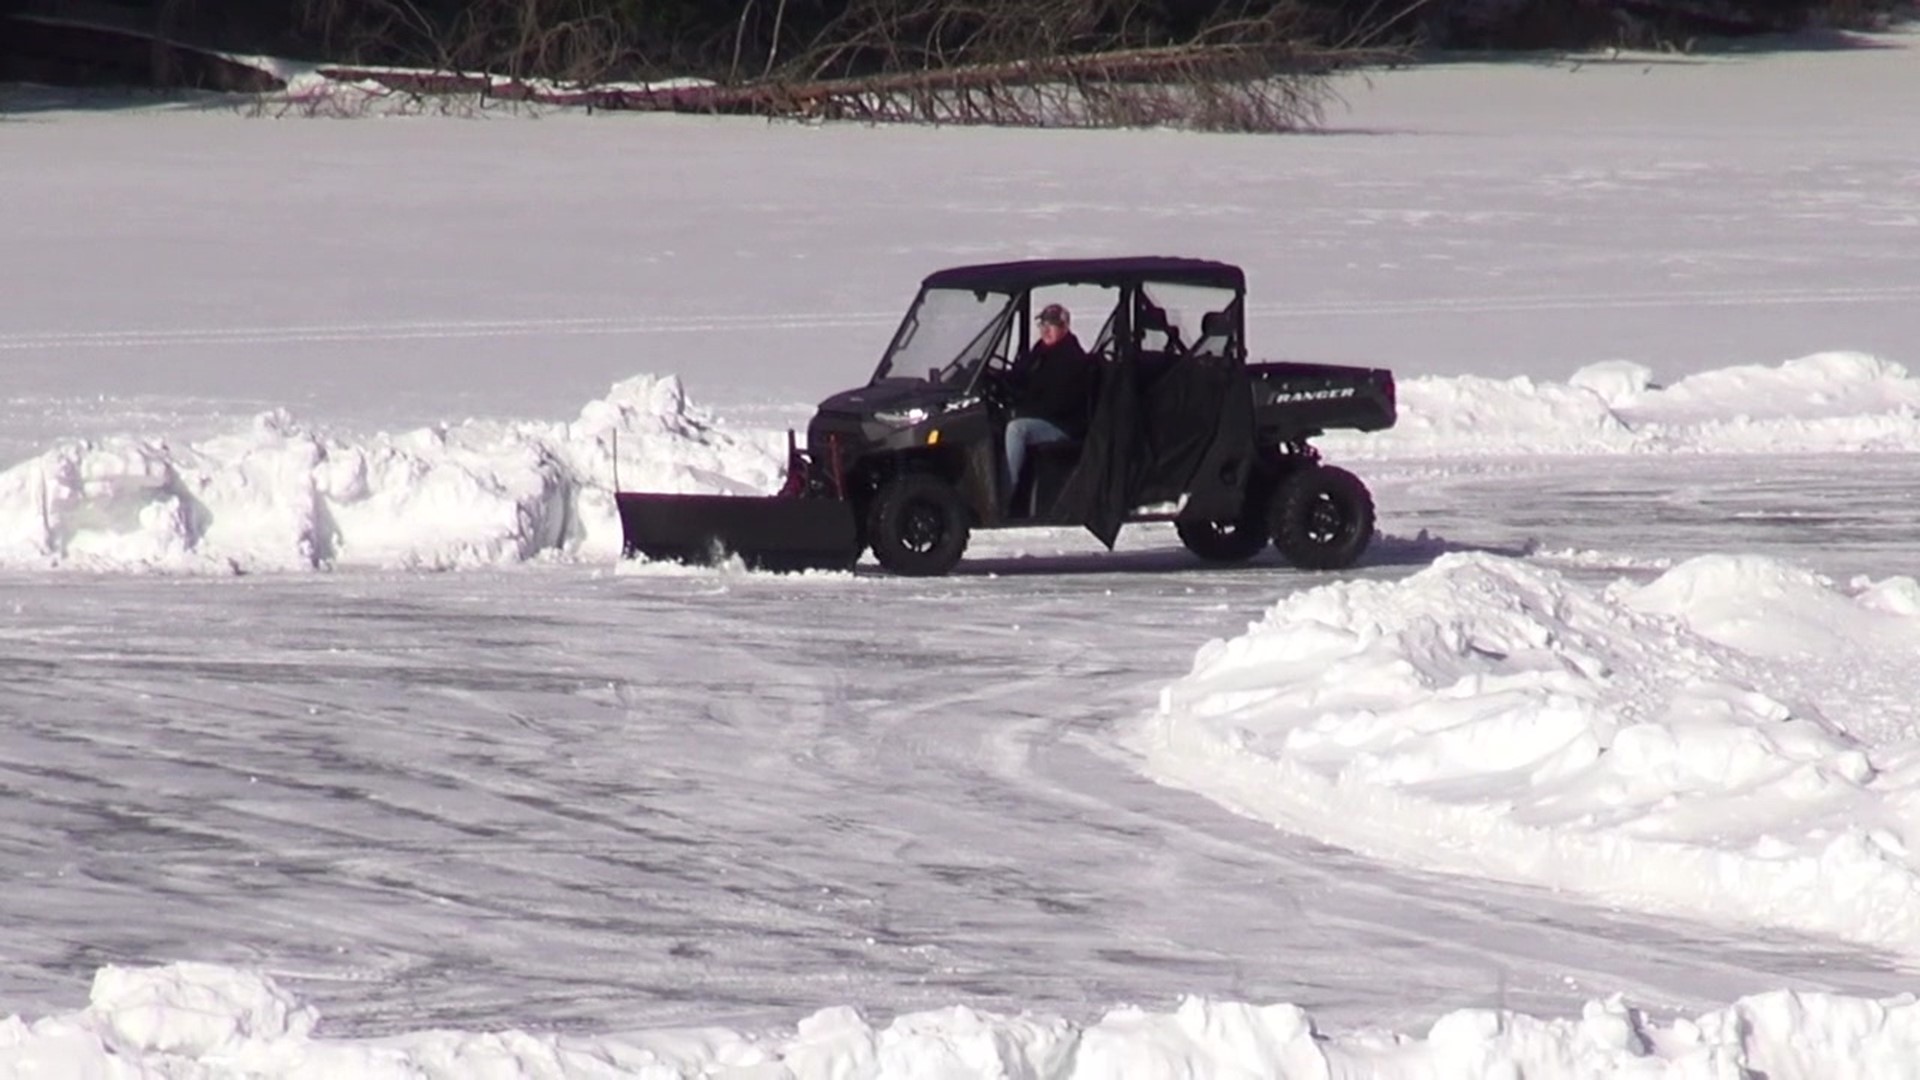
[1327,351,1920,457]
[5,962,1920,1079]
[0,352,1914,573]
[1130,551,1920,954]
[0,374,783,572]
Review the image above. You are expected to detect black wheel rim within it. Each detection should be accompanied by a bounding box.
[900,500,946,554]
[1303,493,1350,547]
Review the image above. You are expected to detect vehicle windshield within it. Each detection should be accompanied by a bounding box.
[873,287,1015,389]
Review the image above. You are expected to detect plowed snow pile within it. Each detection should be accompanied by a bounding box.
[1129,551,1920,951]
[3,962,1918,1079]
[0,353,1915,573]
[1323,352,1920,457]
[0,375,782,571]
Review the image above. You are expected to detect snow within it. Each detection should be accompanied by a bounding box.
[6,25,1920,1079]
[3,353,1914,572]
[1129,551,1920,957]
[2,963,1919,1078]
[1335,351,1920,457]
[0,374,783,571]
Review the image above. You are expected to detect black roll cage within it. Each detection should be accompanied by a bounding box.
[876,258,1250,393]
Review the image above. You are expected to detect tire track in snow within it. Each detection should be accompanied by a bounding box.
[4,282,1918,351]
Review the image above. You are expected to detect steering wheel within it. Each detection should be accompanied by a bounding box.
[977,353,1015,411]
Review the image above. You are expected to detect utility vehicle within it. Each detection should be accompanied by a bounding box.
[618,257,1395,575]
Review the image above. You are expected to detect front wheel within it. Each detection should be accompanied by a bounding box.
[1270,465,1375,570]
[867,474,970,576]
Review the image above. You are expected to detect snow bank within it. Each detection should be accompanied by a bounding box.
[4,962,1919,1079]
[0,351,1913,573]
[0,375,783,572]
[1325,351,1920,457]
[1130,552,1920,953]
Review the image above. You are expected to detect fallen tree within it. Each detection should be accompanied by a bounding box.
[315,38,1400,130]
[289,0,1413,130]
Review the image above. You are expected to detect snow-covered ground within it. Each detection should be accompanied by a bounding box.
[4,27,1920,1078]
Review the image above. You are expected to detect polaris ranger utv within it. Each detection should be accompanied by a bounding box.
[618,257,1395,576]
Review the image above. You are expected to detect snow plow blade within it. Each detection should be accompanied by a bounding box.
[616,493,861,572]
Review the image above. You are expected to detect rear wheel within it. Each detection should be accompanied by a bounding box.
[1175,469,1274,564]
[1270,464,1375,570]
[868,474,970,577]
[1175,516,1269,563]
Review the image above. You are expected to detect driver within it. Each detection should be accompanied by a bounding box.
[1000,303,1096,512]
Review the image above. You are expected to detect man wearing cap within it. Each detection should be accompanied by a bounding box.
[999,302,1096,515]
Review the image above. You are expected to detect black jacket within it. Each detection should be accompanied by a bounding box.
[1007,333,1096,437]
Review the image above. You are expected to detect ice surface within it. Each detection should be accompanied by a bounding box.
[5,29,1920,464]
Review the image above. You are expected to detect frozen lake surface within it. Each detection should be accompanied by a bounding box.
[4,455,1915,1039]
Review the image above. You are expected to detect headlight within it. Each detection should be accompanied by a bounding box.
[875,407,930,426]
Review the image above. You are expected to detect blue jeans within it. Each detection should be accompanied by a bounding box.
[1003,417,1070,507]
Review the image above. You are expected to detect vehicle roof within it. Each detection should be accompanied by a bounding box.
[920,257,1245,292]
